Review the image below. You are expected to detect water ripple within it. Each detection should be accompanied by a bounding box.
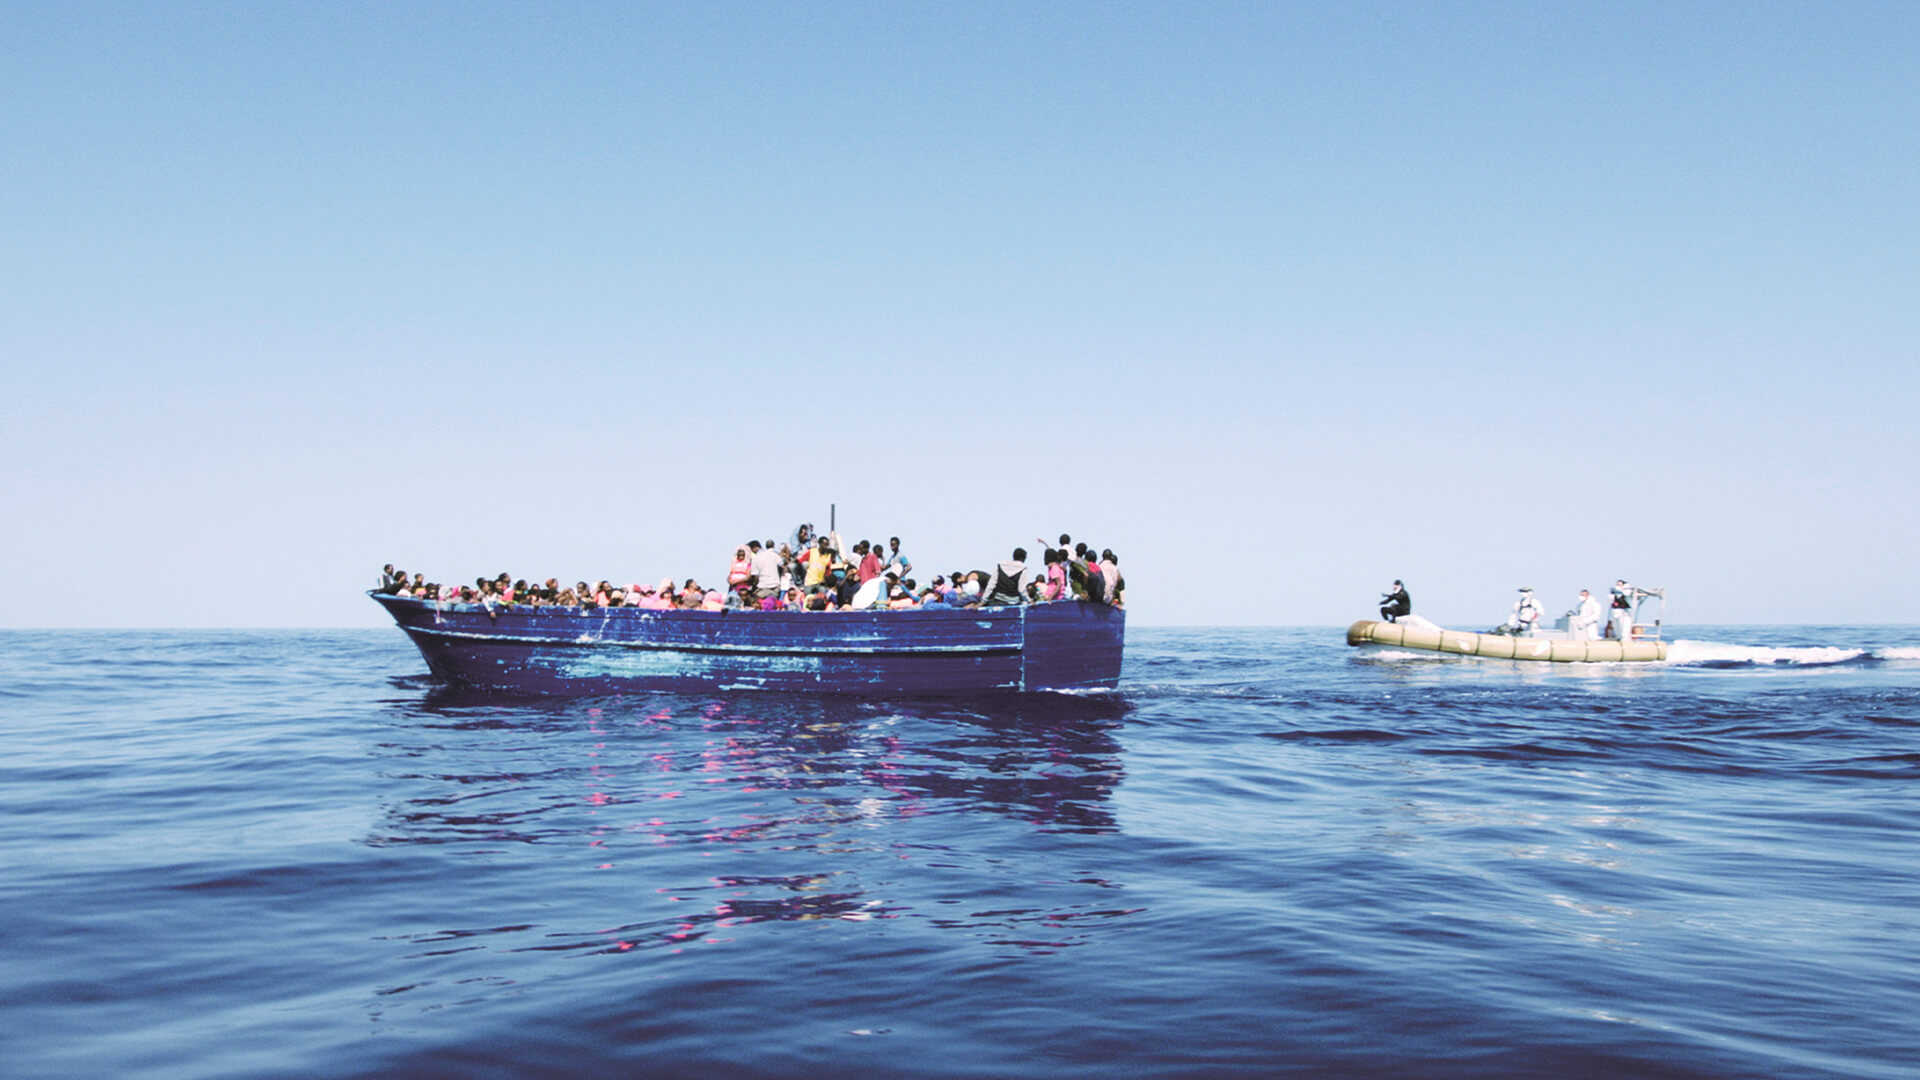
[1,627,1917,1079]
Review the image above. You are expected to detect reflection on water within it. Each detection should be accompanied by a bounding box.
[365,689,1133,975]
[9,630,1920,1078]
[378,689,1128,841]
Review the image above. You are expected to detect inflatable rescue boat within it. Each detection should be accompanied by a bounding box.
[1346,617,1668,662]
[1348,587,1669,663]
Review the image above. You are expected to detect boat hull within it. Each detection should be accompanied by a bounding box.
[1346,619,1667,662]
[372,593,1124,694]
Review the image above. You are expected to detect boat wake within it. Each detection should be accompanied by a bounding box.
[1350,636,1919,670]
[1356,648,1459,663]
[1663,640,1919,668]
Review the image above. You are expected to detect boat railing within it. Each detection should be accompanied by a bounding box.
[1627,586,1666,641]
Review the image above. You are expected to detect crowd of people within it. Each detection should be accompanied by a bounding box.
[375,527,1124,614]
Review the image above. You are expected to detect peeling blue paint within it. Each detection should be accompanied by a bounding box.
[370,592,1123,695]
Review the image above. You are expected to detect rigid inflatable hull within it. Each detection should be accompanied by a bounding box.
[372,592,1124,694]
[1346,619,1668,663]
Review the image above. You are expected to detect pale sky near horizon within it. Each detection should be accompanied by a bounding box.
[4,2,1916,629]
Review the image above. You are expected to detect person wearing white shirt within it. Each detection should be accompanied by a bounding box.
[1568,589,1603,640]
[748,541,782,603]
[884,536,912,580]
[1505,587,1544,633]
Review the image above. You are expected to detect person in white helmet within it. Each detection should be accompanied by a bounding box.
[1568,589,1604,640]
[1504,587,1544,634]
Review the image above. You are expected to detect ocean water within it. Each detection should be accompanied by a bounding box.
[3,626,1918,1079]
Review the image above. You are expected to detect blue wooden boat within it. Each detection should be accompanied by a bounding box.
[369,592,1124,694]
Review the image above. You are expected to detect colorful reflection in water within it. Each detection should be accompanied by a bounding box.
[368,691,1131,968]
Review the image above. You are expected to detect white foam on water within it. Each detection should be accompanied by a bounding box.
[1664,640,1868,667]
[1876,647,1920,661]
[1357,648,1458,662]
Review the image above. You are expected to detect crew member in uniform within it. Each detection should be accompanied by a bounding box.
[1379,580,1411,623]
[1504,587,1544,634]
[1569,589,1603,640]
[1608,580,1637,640]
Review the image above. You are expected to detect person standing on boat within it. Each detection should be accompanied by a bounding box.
[982,548,1030,606]
[1067,545,1089,599]
[1038,534,1072,570]
[851,541,882,584]
[803,537,834,590]
[1505,587,1543,633]
[884,537,912,580]
[1041,550,1068,601]
[1379,581,1411,623]
[749,540,782,603]
[776,544,797,593]
[1081,549,1108,604]
[1100,550,1123,607]
[1569,589,1603,639]
[1608,580,1636,640]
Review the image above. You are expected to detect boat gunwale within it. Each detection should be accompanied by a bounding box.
[396,621,1023,656]
[369,589,1049,623]
[369,589,1061,656]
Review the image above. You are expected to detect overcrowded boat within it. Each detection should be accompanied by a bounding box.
[372,592,1124,693]
[371,529,1126,694]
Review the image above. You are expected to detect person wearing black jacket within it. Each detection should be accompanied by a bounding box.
[1380,580,1411,622]
[982,549,1029,606]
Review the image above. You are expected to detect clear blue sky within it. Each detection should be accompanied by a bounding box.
[4,2,1915,628]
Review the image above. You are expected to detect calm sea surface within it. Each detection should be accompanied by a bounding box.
[4,626,1918,1079]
